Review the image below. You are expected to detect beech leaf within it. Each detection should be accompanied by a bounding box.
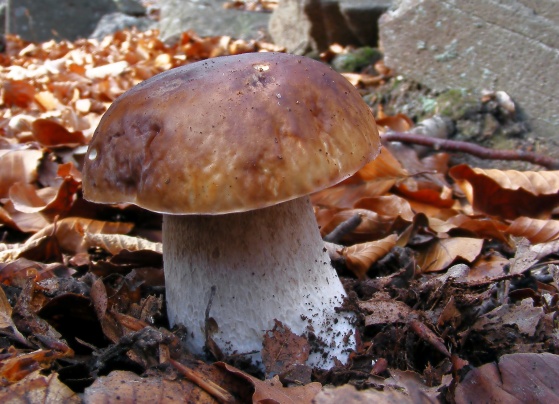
[341,234,398,279]
[83,370,218,404]
[26,217,134,254]
[84,232,162,255]
[449,165,559,219]
[217,362,322,404]
[417,237,484,273]
[0,150,43,199]
[505,217,559,244]
[311,147,408,208]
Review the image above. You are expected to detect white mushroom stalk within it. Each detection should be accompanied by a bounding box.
[164,196,355,368]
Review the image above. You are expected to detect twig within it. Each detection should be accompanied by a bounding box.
[323,213,363,243]
[382,131,559,169]
[170,359,236,404]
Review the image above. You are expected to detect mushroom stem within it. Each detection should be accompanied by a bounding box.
[163,196,356,368]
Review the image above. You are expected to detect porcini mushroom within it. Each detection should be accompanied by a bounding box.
[82,52,380,368]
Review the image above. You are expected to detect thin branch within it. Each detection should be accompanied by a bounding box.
[170,359,236,404]
[382,131,559,170]
[323,213,363,243]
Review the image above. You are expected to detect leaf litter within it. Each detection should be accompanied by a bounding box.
[0,28,557,403]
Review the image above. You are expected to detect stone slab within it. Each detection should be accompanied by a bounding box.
[1,0,118,42]
[158,0,270,44]
[379,0,559,156]
[269,0,392,55]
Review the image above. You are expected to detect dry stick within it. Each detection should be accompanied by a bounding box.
[382,131,559,170]
[170,359,236,404]
[323,213,363,243]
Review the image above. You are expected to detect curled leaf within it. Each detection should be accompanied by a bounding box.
[417,237,483,273]
[450,165,559,219]
[26,217,134,254]
[0,150,43,199]
[341,234,398,279]
[31,119,87,147]
[85,233,162,255]
[506,217,559,244]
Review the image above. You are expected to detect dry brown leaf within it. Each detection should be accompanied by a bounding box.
[319,209,400,243]
[2,80,36,108]
[443,214,509,242]
[0,236,50,263]
[0,201,50,233]
[359,298,413,326]
[311,147,408,208]
[90,278,122,343]
[376,113,414,132]
[83,370,219,403]
[26,217,134,254]
[341,234,398,279]
[0,350,70,384]
[505,217,559,244]
[261,320,310,377]
[417,237,484,273]
[455,353,559,403]
[353,195,415,221]
[468,253,509,282]
[461,167,559,194]
[31,119,87,147]
[395,182,455,209]
[0,370,80,402]
[9,175,80,217]
[34,91,59,111]
[315,383,416,404]
[0,286,28,346]
[85,232,163,255]
[0,150,43,199]
[218,362,321,404]
[450,165,559,220]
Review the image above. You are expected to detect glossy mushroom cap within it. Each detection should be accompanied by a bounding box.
[83,52,380,214]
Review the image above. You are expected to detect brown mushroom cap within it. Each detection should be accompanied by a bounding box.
[83,52,380,214]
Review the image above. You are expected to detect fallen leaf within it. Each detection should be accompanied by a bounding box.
[261,320,310,377]
[311,147,408,208]
[0,150,43,199]
[455,353,559,403]
[359,298,413,326]
[26,217,134,254]
[505,217,559,243]
[450,165,559,219]
[472,298,543,337]
[0,370,80,402]
[341,234,398,279]
[0,350,71,384]
[2,80,36,108]
[217,362,321,404]
[85,232,162,255]
[315,383,416,404]
[31,119,87,147]
[83,370,219,403]
[416,237,484,273]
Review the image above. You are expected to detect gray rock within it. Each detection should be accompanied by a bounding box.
[268,0,392,55]
[1,0,118,42]
[114,0,146,16]
[90,12,157,41]
[159,0,270,44]
[379,0,559,157]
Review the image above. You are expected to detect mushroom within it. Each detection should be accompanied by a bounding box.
[82,52,380,368]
